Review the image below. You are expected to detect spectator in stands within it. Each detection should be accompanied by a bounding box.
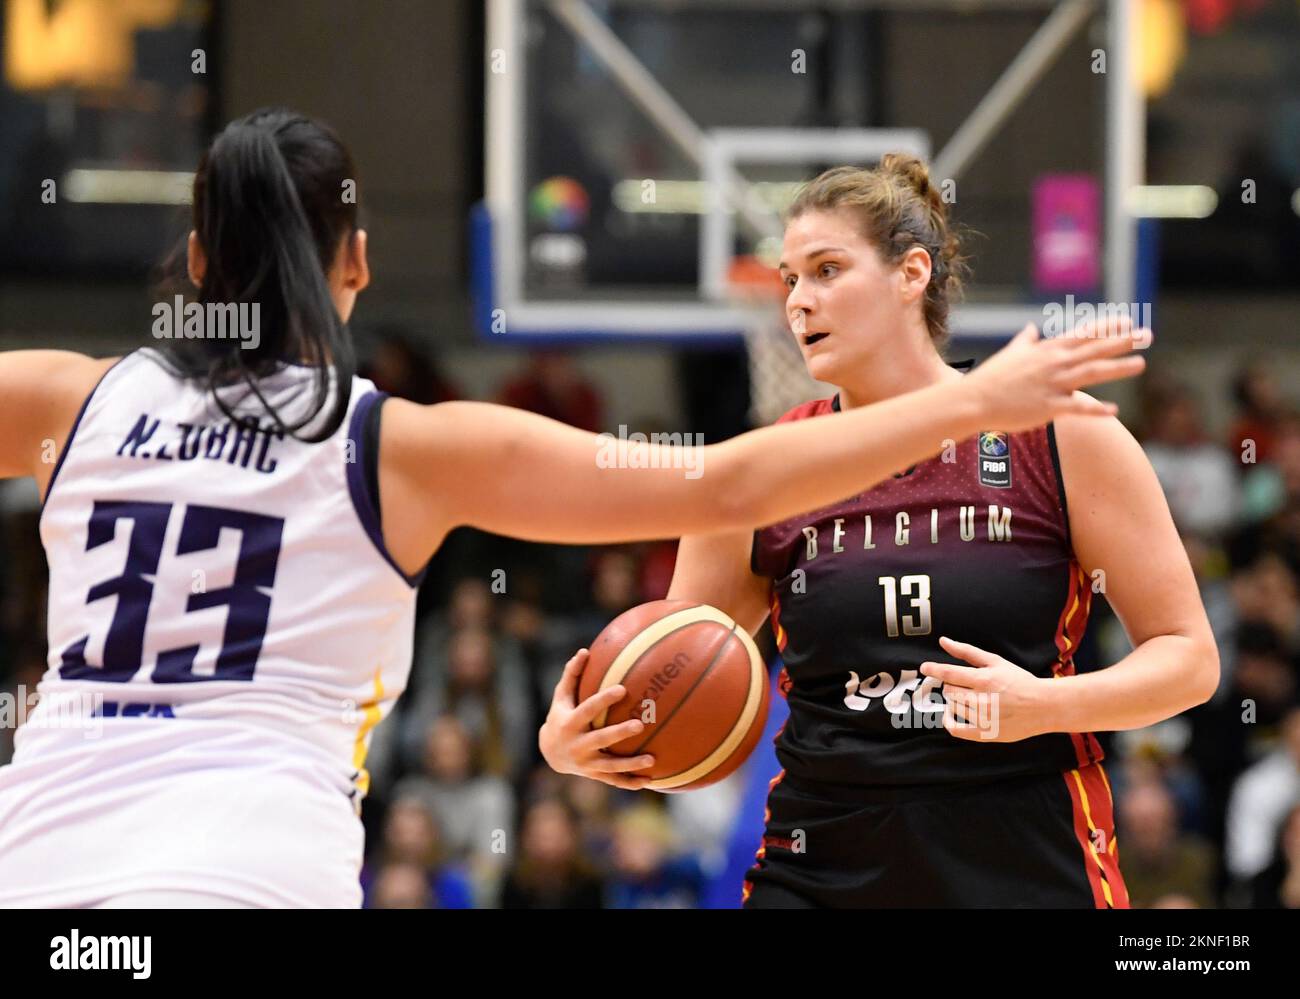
[1225,705,1300,892]
[1249,802,1300,908]
[403,624,533,779]
[1233,424,1300,574]
[1117,778,1216,908]
[500,797,605,908]
[523,765,625,866]
[564,770,621,864]
[604,804,706,909]
[368,862,434,909]
[361,795,473,909]
[412,576,521,692]
[1235,619,1297,745]
[569,549,640,640]
[1142,383,1240,539]
[392,715,513,905]
[532,549,648,704]
[373,573,528,792]
[497,572,598,742]
[1192,620,1296,831]
[1228,362,1289,469]
[1232,555,1300,656]
[1112,722,1209,838]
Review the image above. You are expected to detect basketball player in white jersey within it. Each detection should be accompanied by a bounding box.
[0,109,1146,907]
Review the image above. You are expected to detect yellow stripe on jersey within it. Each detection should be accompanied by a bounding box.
[1097,763,1121,858]
[350,667,385,799]
[1059,564,1086,654]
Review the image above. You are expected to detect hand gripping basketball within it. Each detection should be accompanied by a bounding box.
[539,649,657,791]
[540,601,771,792]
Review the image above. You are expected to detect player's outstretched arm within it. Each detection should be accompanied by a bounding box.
[383,321,1147,554]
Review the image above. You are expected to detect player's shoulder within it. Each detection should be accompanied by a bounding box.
[380,396,482,446]
[773,396,837,425]
[1050,392,1149,482]
[1052,393,1140,448]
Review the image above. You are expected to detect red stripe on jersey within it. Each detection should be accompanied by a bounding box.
[1083,762,1129,908]
[1061,763,1130,909]
[741,765,787,905]
[742,702,790,906]
[1052,560,1103,767]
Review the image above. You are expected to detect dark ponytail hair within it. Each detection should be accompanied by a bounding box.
[158,108,359,441]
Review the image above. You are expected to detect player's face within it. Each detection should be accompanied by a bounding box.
[780,210,907,384]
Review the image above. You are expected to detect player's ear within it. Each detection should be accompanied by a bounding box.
[343,228,369,293]
[187,231,206,288]
[897,245,932,304]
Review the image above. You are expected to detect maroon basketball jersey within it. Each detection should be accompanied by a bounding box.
[752,391,1103,788]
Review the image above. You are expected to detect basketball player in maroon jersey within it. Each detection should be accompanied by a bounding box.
[544,155,1217,908]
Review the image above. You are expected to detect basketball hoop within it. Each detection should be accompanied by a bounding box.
[725,254,833,426]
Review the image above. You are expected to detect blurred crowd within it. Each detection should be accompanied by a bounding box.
[1,334,1298,909]
[1103,361,1300,909]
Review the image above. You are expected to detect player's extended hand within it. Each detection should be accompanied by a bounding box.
[538,648,655,790]
[918,636,1055,743]
[965,315,1150,434]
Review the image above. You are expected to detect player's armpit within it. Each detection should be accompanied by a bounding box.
[668,530,771,637]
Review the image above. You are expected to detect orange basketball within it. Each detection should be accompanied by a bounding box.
[577,599,771,792]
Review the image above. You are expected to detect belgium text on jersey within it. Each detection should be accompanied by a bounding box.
[50,930,151,980]
[796,504,1014,560]
[151,295,261,351]
[595,425,705,479]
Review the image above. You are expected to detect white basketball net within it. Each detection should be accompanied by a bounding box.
[736,299,835,427]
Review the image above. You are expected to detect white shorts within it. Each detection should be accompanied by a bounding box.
[0,720,364,908]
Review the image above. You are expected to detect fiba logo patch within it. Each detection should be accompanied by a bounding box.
[978,431,1011,489]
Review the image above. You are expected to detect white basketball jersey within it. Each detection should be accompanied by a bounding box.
[0,349,418,907]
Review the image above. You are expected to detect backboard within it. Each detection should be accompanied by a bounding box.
[478,0,1143,344]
